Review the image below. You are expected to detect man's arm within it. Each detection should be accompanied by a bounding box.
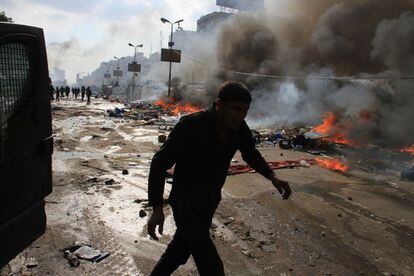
[148,119,187,206]
[147,118,189,239]
[238,122,291,200]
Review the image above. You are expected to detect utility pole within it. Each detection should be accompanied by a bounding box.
[114,56,124,86]
[161,17,183,98]
[128,43,143,100]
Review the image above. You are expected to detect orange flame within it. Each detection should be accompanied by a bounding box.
[154,98,202,116]
[313,112,356,146]
[315,157,349,172]
[400,145,414,155]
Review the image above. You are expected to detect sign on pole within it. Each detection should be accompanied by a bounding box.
[104,73,111,79]
[161,48,181,63]
[113,70,123,77]
[128,62,141,72]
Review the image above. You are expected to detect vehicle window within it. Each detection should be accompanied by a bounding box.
[0,42,30,132]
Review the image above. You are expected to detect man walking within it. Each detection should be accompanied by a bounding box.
[81,86,86,101]
[86,86,92,105]
[147,81,291,275]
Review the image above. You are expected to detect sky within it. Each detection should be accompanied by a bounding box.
[1,0,221,82]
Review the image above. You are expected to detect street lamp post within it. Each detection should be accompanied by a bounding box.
[102,62,110,87]
[161,17,183,97]
[114,56,124,85]
[128,43,143,100]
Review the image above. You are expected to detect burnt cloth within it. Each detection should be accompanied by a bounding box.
[148,105,273,275]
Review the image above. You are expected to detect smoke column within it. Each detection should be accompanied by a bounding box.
[169,0,414,149]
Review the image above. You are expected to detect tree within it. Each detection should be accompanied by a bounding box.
[0,11,13,23]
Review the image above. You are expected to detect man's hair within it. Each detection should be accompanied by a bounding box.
[217,81,252,104]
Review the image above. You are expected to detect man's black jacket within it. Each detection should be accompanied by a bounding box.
[148,105,273,215]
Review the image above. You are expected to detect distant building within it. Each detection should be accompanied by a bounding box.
[197,12,233,33]
[149,51,161,64]
[216,0,264,11]
[78,52,152,90]
[197,0,264,33]
[76,73,94,87]
[50,67,67,87]
[172,29,199,50]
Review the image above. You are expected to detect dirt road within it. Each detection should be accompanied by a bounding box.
[2,98,413,275]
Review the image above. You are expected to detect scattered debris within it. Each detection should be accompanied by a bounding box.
[73,245,109,262]
[63,244,110,266]
[279,139,292,150]
[104,179,115,185]
[133,198,148,204]
[299,160,310,167]
[139,209,147,218]
[122,169,129,175]
[158,134,167,143]
[107,107,124,118]
[228,159,314,175]
[86,177,98,183]
[64,250,80,267]
[26,258,38,268]
[222,217,235,226]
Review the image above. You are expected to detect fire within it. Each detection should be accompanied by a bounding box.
[400,145,414,155]
[313,111,356,146]
[154,98,202,116]
[315,157,349,172]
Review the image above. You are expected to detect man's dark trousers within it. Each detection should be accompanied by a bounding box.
[150,203,225,276]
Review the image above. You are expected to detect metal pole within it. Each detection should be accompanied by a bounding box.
[116,59,120,84]
[132,47,137,101]
[168,23,173,98]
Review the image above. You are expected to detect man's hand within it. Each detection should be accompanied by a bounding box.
[270,175,291,200]
[148,206,164,240]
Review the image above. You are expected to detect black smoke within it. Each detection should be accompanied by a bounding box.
[208,0,414,148]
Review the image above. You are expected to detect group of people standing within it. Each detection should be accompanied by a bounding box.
[50,85,93,104]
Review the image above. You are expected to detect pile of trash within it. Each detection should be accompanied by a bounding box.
[106,101,165,121]
[251,126,338,155]
[63,244,109,267]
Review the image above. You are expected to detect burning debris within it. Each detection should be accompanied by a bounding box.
[311,112,356,147]
[400,145,414,156]
[154,97,202,116]
[315,157,349,173]
[248,108,414,176]
[105,97,203,124]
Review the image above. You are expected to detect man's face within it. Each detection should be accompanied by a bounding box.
[216,100,250,130]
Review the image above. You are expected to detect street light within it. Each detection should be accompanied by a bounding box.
[114,56,124,69]
[102,62,111,87]
[128,43,143,100]
[161,17,183,97]
[114,56,124,85]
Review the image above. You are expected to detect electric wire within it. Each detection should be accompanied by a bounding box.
[171,50,414,82]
